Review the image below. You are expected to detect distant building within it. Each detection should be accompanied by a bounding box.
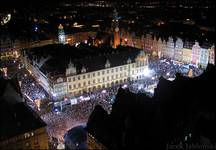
[192,42,201,65]
[144,34,153,52]
[174,38,183,61]
[23,44,149,99]
[182,48,192,63]
[152,36,159,56]
[199,48,209,68]
[0,79,49,149]
[164,37,175,59]
[208,45,215,65]
[58,24,66,44]
[112,9,120,49]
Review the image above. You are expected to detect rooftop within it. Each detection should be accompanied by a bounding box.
[25,44,143,78]
[0,79,46,141]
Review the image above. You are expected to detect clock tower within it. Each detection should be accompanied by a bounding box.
[58,24,66,44]
[112,8,120,49]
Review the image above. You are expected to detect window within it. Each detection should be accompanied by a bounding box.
[102,71,105,75]
[93,80,95,84]
[97,72,100,76]
[73,77,76,81]
[116,68,118,72]
[74,84,76,88]
[107,76,109,80]
[69,85,72,89]
[83,75,85,79]
[78,83,81,87]
[93,73,95,77]
[78,76,80,80]
[111,69,114,73]
[116,74,118,78]
[107,70,109,73]
[88,81,90,85]
[83,82,86,86]
[120,67,122,71]
[124,66,127,70]
[112,75,114,79]
[120,73,122,78]
[98,79,100,83]
[103,77,105,82]
[88,74,90,78]
[68,78,71,82]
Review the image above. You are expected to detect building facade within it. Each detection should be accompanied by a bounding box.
[174,38,183,61]
[208,45,215,65]
[65,51,148,96]
[199,48,209,68]
[191,42,201,65]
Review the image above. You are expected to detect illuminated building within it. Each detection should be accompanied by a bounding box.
[208,45,215,65]
[143,34,153,52]
[182,40,193,63]
[58,24,66,44]
[152,36,159,56]
[163,37,175,59]
[174,38,184,61]
[199,47,209,68]
[182,48,192,63]
[157,38,163,58]
[112,9,120,49]
[23,44,148,99]
[0,79,49,149]
[191,42,201,65]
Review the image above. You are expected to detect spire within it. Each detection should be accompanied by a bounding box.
[58,24,64,30]
[105,59,111,68]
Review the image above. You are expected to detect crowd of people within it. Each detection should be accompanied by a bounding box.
[41,98,111,149]
[4,56,205,149]
[18,70,47,101]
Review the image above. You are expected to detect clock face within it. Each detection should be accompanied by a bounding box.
[115,27,119,32]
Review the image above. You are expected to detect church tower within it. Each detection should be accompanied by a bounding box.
[112,9,120,49]
[58,24,66,44]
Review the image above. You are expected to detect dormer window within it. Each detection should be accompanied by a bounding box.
[81,66,86,73]
[127,58,131,64]
[105,59,111,68]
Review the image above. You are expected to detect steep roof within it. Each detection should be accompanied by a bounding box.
[25,44,142,77]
